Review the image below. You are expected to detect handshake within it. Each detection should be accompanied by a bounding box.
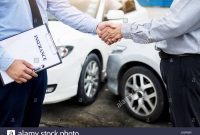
[96,21,123,45]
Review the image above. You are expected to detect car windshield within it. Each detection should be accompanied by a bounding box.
[48,0,101,21]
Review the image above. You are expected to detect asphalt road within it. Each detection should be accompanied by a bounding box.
[41,7,170,128]
[41,84,170,127]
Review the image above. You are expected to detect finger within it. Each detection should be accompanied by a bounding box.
[108,39,114,44]
[106,41,110,45]
[103,22,117,29]
[105,33,115,42]
[25,68,38,78]
[98,21,112,31]
[110,37,119,43]
[22,60,33,69]
[108,31,122,43]
[106,40,114,45]
[101,29,113,42]
[18,78,28,83]
[100,27,110,36]
[22,73,32,80]
[16,80,23,84]
[31,71,38,78]
[104,28,120,42]
[109,37,119,45]
[112,34,122,42]
[100,27,110,39]
[107,33,121,45]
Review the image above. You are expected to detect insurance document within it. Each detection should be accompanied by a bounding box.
[0,24,62,85]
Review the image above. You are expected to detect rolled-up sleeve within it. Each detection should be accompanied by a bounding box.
[122,0,200,44]
[47,0,99,34]
[0,45,14,71]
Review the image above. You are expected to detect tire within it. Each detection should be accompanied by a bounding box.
[76,53,102,105]
[119,66,166,123]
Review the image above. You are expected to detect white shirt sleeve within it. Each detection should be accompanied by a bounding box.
[47,0,99,34]
[122,0,200,44]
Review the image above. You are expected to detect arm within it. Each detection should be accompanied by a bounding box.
[122,0,200,44]
[0,46,38,84]
[0,46,14,71]
[47,0,99,34]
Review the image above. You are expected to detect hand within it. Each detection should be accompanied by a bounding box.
[97,21,123,45]
[6,60,38,84]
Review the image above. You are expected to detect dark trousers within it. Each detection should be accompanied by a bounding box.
[160,56,200,127]
[0,70,47,127]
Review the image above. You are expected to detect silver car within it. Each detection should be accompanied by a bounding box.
[107,40,168,123]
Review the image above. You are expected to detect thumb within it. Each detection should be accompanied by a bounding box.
[98,21,113,31]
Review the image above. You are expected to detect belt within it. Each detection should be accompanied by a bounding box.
[159,51,200,59]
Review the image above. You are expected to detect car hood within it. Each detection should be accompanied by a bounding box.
[48,21,86,46]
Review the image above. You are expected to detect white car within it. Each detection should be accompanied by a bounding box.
[107,42,168,123]
[44,0,148,105]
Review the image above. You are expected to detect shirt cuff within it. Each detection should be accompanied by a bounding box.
[0,50,15,71]
[122,23,133,39]
[92,20,100,34]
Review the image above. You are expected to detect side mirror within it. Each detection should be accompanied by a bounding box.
[106,10,125,20]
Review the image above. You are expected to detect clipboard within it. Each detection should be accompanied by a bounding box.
[0,24,62,85]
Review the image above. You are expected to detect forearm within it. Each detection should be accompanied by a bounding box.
[47,0,99,34]
[122,21,156,44]
[59,6,99,34]
[122,0,200,44]
[0,46,14,71]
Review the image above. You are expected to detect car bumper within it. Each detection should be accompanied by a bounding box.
[43,57,82,104]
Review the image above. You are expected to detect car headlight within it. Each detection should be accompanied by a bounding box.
[112,45,127,54]
[57,46,74,59]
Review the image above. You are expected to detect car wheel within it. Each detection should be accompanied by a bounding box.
[120,66,166,122]
[77,53,102,105]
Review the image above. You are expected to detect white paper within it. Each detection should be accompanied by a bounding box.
[0,24,61,85]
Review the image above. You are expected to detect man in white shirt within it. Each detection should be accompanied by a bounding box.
[98,0,200,127]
